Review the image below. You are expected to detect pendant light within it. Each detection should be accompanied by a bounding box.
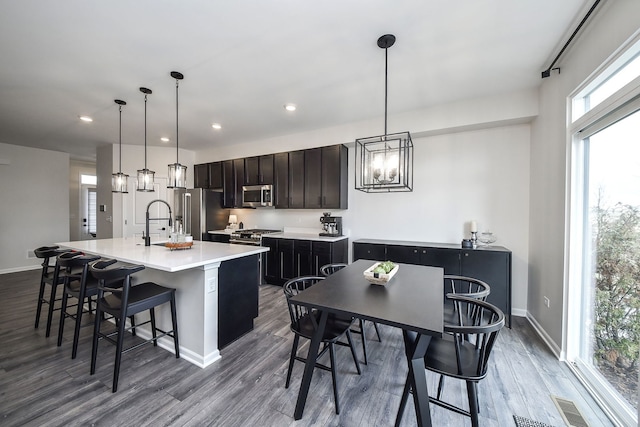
[136,87,155,192]
[167,71,187,189]
[111,99,129,193]
[355,34,413,193]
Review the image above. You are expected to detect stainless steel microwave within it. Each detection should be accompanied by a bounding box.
[242,185,273,208]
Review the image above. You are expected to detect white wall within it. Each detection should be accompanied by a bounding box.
[529,0,640,350]
[197,92,534,315]
[0,143,69,273]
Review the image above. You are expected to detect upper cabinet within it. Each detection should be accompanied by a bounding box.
[244,154,274,185]
[194,144,347,210]
[305,145,348,209]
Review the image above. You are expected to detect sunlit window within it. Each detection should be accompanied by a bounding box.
[81,174,97,185]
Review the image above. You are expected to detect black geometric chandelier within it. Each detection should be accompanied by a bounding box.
[355,34,413,193]
[167,71,187,189]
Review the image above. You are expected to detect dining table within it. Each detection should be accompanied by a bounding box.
[289,259,444,427]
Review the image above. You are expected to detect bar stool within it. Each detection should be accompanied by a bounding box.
[89,261,180,392]
[33,246,75,336]
[56,254,102,358]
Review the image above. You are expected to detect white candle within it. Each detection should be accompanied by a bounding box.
[470,221,478,232]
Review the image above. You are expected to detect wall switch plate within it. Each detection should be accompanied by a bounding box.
[27,250,36,259]
[544,296,550,308]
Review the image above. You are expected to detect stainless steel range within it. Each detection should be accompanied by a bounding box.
[229,229,280,246]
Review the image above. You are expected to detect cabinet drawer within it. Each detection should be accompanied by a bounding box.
[353,243,386,261]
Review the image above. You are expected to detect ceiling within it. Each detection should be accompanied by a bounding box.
[0,1,589,161]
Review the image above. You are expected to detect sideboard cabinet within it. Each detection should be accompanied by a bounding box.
[353,239,512,326]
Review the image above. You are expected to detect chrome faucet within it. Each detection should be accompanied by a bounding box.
[145,199,173,246]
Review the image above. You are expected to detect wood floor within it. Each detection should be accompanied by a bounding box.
[0,269,614,427]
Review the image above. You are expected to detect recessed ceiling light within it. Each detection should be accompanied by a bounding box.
[284,104,296,112]
[161,137,170,142]
[211,123,222,130]
[79,115,93,122]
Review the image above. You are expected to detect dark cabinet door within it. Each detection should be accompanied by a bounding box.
[209,162,223,190]
[274,152,289,208]
[289,150,305,209]
[419,248,461,275]
[312,241,332,275]
[278,239,295,282]
[353,243,386,261]
[194,164,209,188]
[233,158,244,208]
[245,155,274,185]
[461,249,511,326]
[321,145,348,209]
[386,245,421,264]
[304,148,322,209]
[294,240,312,277]
[262,237,279,284]
[244,156,260,186]
[222,160,234,208]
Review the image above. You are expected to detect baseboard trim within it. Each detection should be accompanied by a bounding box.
[525,312,563,359]
[0,265,40,275]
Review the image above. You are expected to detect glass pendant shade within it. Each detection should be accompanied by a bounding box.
[137,168,155,192]
[168,163,187,189]
[112,172,129,193]
[112,99,129,193]
[136,87,155,192]
[167,71,187,189]
[355,131,413,192]
[355,34,413,193]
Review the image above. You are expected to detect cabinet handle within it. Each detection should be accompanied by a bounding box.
[413,249,418,253]
[297,254,300,276]
[280,253,284,275]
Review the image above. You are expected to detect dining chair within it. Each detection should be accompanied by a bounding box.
[89,260,180,392]
[56,253,102,358]
[320,262,382,365]
[442,275,491,325]
[33,245,73,334]
[395,296,505,427]
[283,275,362,414]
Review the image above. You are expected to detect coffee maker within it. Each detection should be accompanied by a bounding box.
[319,212,343,237]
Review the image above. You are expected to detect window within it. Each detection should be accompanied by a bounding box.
[81,174,97,185]
[87,188,97,237]
[568,36,640,427]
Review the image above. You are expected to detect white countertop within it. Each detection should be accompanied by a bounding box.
[56,238,268,273]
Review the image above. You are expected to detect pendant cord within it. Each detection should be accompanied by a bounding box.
[175,79,179,163]
[144,94,148,169]
[118,105,123,173]
[384,45,388,139]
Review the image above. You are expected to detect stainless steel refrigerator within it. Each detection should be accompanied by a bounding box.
[173,188,229,240]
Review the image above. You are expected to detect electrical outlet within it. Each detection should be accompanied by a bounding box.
[544,296,550,308]
[207,277,217,293]
[27,250,36,259]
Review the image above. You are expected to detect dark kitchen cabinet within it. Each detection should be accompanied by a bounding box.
[194,164,209,188]
[263,237,348,285]
[303,145,348,209]
[353,239,511,326]
[221,160,235,208]
[233,158,244,208]
[274,151,304,209]
[304,148,322,209]
[294,240,312,277]
[289,150,305,209]
[244,154,274,185]
[209,162,223,190]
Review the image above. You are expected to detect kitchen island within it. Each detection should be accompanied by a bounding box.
[56,237,268,368]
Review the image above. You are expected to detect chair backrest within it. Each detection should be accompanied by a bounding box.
[283,276,325,329]
[444,295,504,380]
[51,251,84,284]
[319,263,348,277]
[34,245,70,274]
[443,275,490,301]
[89,261,145,312]
[59,254,101,288]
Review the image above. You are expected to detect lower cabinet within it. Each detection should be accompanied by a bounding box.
[217,254,260,348]
[353,240,512,326]
[262,237,348,285]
